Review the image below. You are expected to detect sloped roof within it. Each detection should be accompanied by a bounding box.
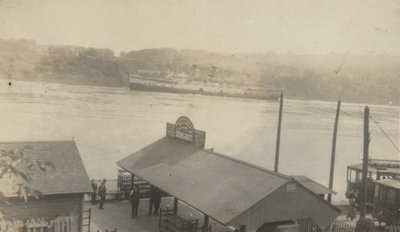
[292,175,336,195]
[0,140,92,197]
[348,163,400,175]
[118,136,337,225]
[375,178,400,189]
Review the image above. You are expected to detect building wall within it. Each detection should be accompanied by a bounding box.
[229,181,340,231]
[0,194,84,232]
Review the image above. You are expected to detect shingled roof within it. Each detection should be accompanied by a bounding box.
[292,175,336,195]
[0,140,92,197]
[117,136,340,227]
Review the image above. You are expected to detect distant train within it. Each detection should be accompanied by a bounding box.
[346,159,400,225]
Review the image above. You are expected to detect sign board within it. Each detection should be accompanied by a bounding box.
[166,116,206,148]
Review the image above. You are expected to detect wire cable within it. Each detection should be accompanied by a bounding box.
[369,115,400,153]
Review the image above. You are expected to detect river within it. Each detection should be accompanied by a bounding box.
[0,80,398,201]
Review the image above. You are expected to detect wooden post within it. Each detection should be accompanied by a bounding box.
[202,215,209,232]
[328,100,341,203]
[131,174,135,189]
[274,91,283,173]
[148,185,153,215]
[173,197,178,214]
[360,106,370,219]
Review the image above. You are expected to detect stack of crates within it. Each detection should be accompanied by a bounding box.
[117,169,152,198]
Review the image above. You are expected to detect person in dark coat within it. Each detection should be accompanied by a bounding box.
[148,186,155,215]
[91,179,98,204]
[98,179,107,209]
[152,188,162,215]
[130,186,140,218]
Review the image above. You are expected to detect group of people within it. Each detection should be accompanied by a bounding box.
[91,179,163,217]
[130,186,162,219]
[90,179,107,209]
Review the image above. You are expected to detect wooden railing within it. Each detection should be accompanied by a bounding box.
[385,225,400,232]
[331,221,355,232]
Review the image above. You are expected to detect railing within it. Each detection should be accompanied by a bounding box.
[295,218,356,232]
[385,225,400,232]
[331,221,355,232]
[97,229,117,232]
[295,218,322,232]
[159,208,199,232]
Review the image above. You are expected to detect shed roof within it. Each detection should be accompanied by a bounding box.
[292,176,336,195]
[0,140,92,197]
[375,178,400,189]
[347,163,400,175]
[117,136,338,225]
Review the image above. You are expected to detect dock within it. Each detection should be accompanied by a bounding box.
[85,197,226,232]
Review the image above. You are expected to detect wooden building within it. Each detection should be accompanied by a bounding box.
[292,176,336,199]
[0,141,92,232]
[117,116,341,232]
[372,176,400,225]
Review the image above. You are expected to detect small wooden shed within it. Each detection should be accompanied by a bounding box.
[0,141,92,232]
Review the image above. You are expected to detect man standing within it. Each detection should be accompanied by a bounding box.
[153,188,162,215]
[130,186,140,218]
[98,179,107,209]
[91,179,98,204]
[148,186,155,215]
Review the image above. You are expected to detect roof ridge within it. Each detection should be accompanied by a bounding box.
[201,147,291,180]
[292,175,337,194]
[0,140,75,144]
[163,136,291,180]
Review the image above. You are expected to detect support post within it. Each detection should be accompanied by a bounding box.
[274,91,283,173]
[328,100,341,202]
[131,174,135,189]
[173,197,178,214]
[360,106,370,219]
[148,185,153,215]
[202,215,209,232]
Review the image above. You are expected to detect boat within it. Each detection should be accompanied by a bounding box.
[128,74,282,101]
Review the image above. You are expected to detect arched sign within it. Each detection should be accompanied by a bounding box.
[166,116,206,148]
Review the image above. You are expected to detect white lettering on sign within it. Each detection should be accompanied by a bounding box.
[176,130,193,142]
[166,116,206,147]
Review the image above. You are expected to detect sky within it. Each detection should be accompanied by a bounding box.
[0,0,399,55]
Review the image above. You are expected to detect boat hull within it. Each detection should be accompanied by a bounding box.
[129,82,280,101]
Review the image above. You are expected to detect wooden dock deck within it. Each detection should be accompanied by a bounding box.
[84,197,226,232]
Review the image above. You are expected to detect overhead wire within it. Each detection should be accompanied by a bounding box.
[369,115,400,153]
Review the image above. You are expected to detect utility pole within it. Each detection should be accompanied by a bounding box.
[355,106,374,232]
[360,106,370,219]
[274,91,283,173]
[328,100,341,203]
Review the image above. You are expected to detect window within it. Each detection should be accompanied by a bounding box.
[374,185,380,198]
[347,169,351,181]
[387,189,396,204]
[349,170,357,183]
[355,172,361,183]
[379,186,386,201]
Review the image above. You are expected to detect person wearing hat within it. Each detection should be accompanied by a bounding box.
[90,179,98,204]
[98,179,107,209]
[129,186,140,218]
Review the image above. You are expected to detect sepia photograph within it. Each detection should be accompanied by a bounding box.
[0,1,399,232]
